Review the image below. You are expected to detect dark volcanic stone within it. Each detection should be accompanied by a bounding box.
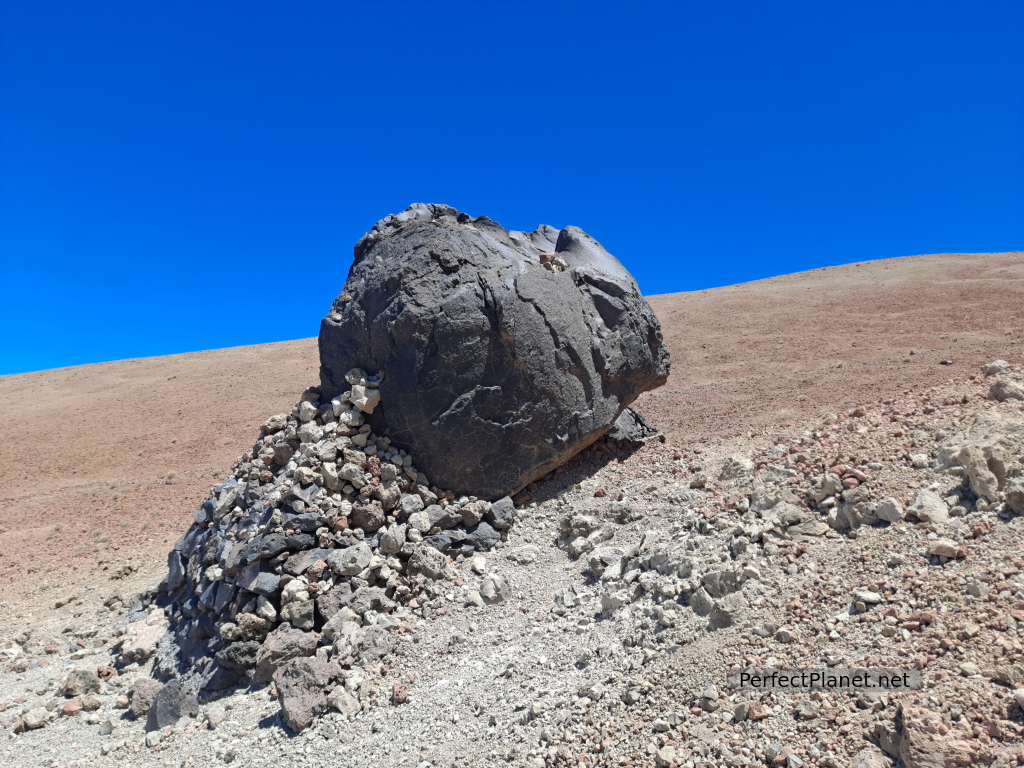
[284,533,316,551]
[236,563,281,597]
[241,533,290,564]
[427,504,462,530]
[145,679,198,732]
[421,534,453,552]
[282,512,322,533]
[216,640,261,671]
[284,548,332,576]
[318,203,669,499]
[465,521,500,552]
[315,581,353,624]
[484,496,515,530]
[201,661,244,693]
[606,406,659,442]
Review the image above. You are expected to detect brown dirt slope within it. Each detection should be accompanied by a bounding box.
[0,251,1021,598]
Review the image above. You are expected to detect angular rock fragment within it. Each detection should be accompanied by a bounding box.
[273,657,342,733]
[144,679,198,732]
[128,678,163,719]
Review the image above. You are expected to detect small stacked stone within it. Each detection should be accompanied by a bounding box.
[157,369,515,695]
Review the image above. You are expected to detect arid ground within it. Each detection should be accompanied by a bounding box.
[2,252,1019,604]
[1,251,1022,768]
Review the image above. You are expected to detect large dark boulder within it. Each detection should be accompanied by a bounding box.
[319,203,670,499]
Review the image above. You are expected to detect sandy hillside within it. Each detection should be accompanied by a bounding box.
[0,252,1020,603]
[1,251,1023,768]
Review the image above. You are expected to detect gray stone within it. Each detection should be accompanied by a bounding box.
[910,490,949,523]
[327,686,361,716]
[60,669,101,698]
[509,544,540,565]
[852,747,890,768]
[398,494,424,517]
[810,473,843,503]
[318,204,670,499]
[406,543,450,580]
[19,707,50,731]
[479,574,512,604]
[990,378,1024,402]
[983,359,1009,376]
[875,497,904,523]
[708,592,748,629]
[927,538,959,558]
[332,624,395,667]
[484,496,516,530]
[465,521,500,552]
[273,657,342,733]
[348,586,394,617]
[688,587,714,617]
[144,680,198,732]
[719,455,754,480]
[1007,477,1024,515]
[588,546,629,578]
[378,523,406,555]
[702,570,741,599]
[128,677,163,719]
[254,624,318,683]
[958,445,1000,502]
[281,600,315,631]
[326,543,372,576]
[910,453,930,469]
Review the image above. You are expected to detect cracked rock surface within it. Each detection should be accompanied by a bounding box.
[318,203,670,499]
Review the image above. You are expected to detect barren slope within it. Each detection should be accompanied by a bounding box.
[0,251,1021,601]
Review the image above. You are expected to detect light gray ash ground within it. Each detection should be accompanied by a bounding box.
[3,364,1024,767]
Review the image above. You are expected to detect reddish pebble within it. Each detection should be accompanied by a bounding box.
[61,699,82,716]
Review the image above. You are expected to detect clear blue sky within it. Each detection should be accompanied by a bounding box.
[2,1,1022,375]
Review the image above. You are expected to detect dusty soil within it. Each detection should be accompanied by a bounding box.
[644,251,1024,444]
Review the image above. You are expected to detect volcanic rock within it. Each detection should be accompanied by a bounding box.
[273,657,342,733]
[144,679,198,732]
[128,678,163,719]
[317,203,670,498]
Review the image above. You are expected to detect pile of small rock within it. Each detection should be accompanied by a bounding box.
[533,362,1024,767]
[153,369,518,725]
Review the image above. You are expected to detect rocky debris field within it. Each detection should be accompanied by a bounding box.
[152,365,529,702]
[2,359,1024,767]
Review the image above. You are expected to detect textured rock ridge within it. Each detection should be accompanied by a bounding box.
[318,203,670,499]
